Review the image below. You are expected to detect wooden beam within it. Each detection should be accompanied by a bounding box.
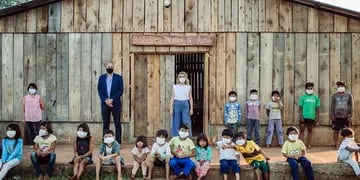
[0,0,61,18]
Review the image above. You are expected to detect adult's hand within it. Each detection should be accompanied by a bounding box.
[169,109,173,116]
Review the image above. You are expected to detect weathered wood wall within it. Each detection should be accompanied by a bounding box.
[0,0,359,33]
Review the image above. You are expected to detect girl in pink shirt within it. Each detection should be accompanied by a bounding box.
[22,83,45,148]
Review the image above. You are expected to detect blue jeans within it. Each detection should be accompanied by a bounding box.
[30,152,56,177]
[172,100,192,137]
[220,159,240,174]
[287,157,314,180]
[266,119,283,145]
[246,119,260,145]
[101,104,122,144]
[169,157,195,176]
[26,121,41,145]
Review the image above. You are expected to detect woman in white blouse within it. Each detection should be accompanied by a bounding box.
[170,71,194,137]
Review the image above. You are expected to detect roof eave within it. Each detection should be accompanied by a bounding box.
[0,0,62,18]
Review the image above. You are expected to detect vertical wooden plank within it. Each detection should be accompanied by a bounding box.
[348,18,360,32]
[112,34,123,77]
[91,34,102,122]
[218,0,225,32]
[329,33,341,98]
[211,0,218,32]
[318,33,330,125]
[292,5,307,32]
[245,0,252,32]
[23,34,36,88]
[204,53,210,135]
[172,0,185,32]
[122,34,131,123]
[152,55,161,136]
[238,0,246,31]
[45,34,57,121]
[340,33,352,90]
[80,34,92,121]
[232,0,239,31]
[279,0,292,32]
[265,0,278,32]
[223,0,234,31]
[68,34,81,121]
[247,33,260,93]
[165,55,175,131]
[258,0,265,32]
[48,2,61,32]
[145,0,158,32]
[259,33,273,124]
[99,0,112,32]
[35,34,47,120]
[215,33,226,124]
[226,33,236,92]
[306,34,319,92]
[198,0,211,32]
[294,33,307,125]
[0,19,3,32]
[61,0,74,32]
[0,35,2,120]
[162,0,172,32]
[236,33,247,123]
[112,0,123,32]
[86,0,99,32]
[56,34,69,121]
[74,0,87,32]
[160,56,167,129]
[36,5,48,32]
[134,55,148,136]
[334,15,347,32]
[185,0,197,32]
[157,0,164,32]
[273,33,285,92]
[307,8,318,32]
[123,0,133,32]
[209,35,217,125]
[319,11,334,32]
[251,0,259,32]
[133,0,145,32]
[15,12,27,32]
[13,34,24,121]
[351,34,360,125]
[4,16,15,32]
[101,33,113,72]
[1,34,14,121]
[26,8,37,32]
[283,33,294,125]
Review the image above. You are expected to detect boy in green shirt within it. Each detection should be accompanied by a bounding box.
[298,82,320,149]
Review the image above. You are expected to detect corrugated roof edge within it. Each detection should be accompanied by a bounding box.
[0,0,61,18]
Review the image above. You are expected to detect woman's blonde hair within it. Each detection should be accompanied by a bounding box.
[176,71,190,85]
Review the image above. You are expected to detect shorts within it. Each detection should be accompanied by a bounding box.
[220,159,240,174]
[153,158,166,167]
[332,118,350,131]
[251,160,269,172]
[102,157,125,166]
[84,157,93,164]
[300,118,315,126]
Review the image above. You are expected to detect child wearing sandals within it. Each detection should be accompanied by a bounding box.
[131,135,149,179]
[195,133,212,180]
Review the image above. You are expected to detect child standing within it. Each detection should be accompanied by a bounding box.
[96,129,122,180]
[23,83,45,148]
[30,121,57,180]
[169,124,196,179]
[216,129,240,180]
[245,89,261,145]
[146,129,171,180]
[131,135,149,179]
[265,90,284,148]
[224,91,242,133]
[281,126,314,180]
[0,124,23,179]
[69,123,94,180]
[195,133,212,180]
[337,128,360,177]
[234,132,270,180]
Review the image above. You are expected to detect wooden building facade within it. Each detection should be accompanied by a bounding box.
[0,0,359,145]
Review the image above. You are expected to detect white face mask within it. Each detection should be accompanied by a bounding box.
[288,134,299,141]
[29,88,37,95]
[179,131,189,138]
[272,96,277,101]
[156,137,166,145]
[104,137,115,144]
[222,138,231,144]
[250,94,258,100]
[229,97,237,102]
[337,87,345,92]
[236,139,245,146]
[306,89,313,95]
[39,129,49,137]
[77,131,88,138]
[179,78,186,83]
[6,130,16,138]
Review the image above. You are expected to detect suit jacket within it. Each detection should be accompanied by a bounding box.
[97,73,124,107]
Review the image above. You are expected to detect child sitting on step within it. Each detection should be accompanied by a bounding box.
[131,135,149,179]
[337,128,360,177]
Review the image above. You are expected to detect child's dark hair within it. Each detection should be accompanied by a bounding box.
[179,123,189,130]
[136,135,148,148]
[156,129,168,139]
[6,123,21,139]
[250,89,258,94]
[197,133,209,148]
[286,126,299,135]
[41,121,53,134]
[271,90,280,96]
[222,129,233,137]
[340,128,354,137]
[228,91,237,96]
[234,131,246,139]
[104,129,114,136]
[27,83,38,90]
[77,123,91,137]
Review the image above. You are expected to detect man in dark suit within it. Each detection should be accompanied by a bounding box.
[97,62,123,144]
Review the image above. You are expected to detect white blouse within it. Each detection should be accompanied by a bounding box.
[173,84,191,100]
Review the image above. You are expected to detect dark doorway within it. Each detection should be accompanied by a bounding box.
[175,53,204,136]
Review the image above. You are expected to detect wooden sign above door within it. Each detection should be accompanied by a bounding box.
[131,35,214,47]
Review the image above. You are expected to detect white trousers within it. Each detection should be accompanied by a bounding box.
[342,158,360,176]
[0,158,21,179]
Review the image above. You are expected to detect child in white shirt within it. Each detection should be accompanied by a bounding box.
[337,128,360,177]
[131,135,149,179]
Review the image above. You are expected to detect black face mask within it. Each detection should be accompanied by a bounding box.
[106,68,114,74]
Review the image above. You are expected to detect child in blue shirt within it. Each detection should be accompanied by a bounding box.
[224,91,242,133]
[0,123,23,179]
